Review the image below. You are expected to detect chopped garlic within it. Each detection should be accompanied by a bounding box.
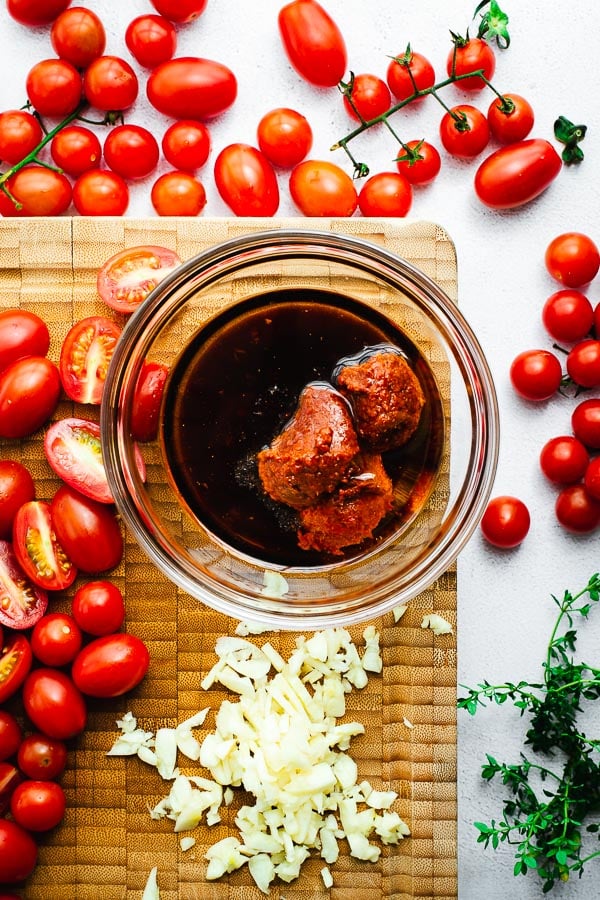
[392,604,408,622]
[141,867,160,900]
[261,570,289,598]
[106,712,154,759]
[179,836,196,852]
[321,866,333,888]
[421,613,454,636]
[235,620,274,636]
[403,717,415,730]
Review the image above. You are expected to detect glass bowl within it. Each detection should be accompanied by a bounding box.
[101,228,499,630]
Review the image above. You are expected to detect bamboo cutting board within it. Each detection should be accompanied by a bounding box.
[0,217,457,900]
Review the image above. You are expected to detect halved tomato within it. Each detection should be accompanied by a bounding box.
[97,245,181,314]
[0,540,48,630]
[13,500,77,591]
[0,633,32,704]
[44,417,112,504]
[131,360,168,442]
[59,315,121,405]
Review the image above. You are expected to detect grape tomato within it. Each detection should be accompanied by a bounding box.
[149,0,207,23]
[31,612,83,667]
[103,124,160,180]
[0,818,37,884]
[72,632,150,698]
[23,668,87,740]
[151,171,207,217]
[10,779,67,832]
[357,172,412,217]
[50,484,123,574]
[17,734,68,781]
[289,159,358,217]
[278,0,347,87]
[72,169,129,216]
[0,712,21,763]
[72,580,125,636]
[572,398,600,449]
[146,57,237,120]
[214,144,279,216]
[25,58,82,118]
[83,55,139,112]
[7,0,71,26]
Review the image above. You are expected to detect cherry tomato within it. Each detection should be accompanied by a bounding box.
[555,484,600,533]
[0,633,32,704]
[584,457,600,501]
[0,818,37,884]
[278,0,347,87]
[59,315,121,405]
[149,0,207,23]
[17,734,68,780]
[343,73,390,122]
[289,159,358,216]
[566,339,600,388]
[0,167,72,217]
[257,108,312,168]
[487,94,534,144]
[358,172,412,217]
[0,460,36,541]
[147,57,237,120]
[26,58,82,118]
[539,435,589,485]
[72,170,129,216]
[50,485,123,574]
[161,119,210,172]
[132,360,168,442]
[214,144,279,216]
[475,139,562,210]
[446,36,495,90]
[103,124,160,180]
[72,580,125,636]
[13,500,77,591]
[481,496,530,548]
[151,171,207,217]
[545,232,600,288]
[72,632,150,698]
[51,125,102,177]
[595,301,600,338]
[542,289,594,343]
[439,105,490,158]
[83,55,139,112]
[386,48,435,102]
[44,418,112,504]
[0,540,48,630]
[509,349,562,401]
[125,14,177,67]
[0,356,61,439]
[0,110,43,165]
[7,0,70,27]
[31,612,82,667]
[11,779,66,832]
[97,245,181,314]
[51,7,106,68]
[23,668,87,740]
[0,712,21,763]
[0,762,21,815]
[572,399,600,449]
[396,139,442,185]
[0,308,49,372]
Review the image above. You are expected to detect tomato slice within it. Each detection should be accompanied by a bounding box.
[97,245,181,314]
[0,633,32,704]
[0,540,48,630]
[44,417,113,504]
[13,500,77,591]
[59,315,122,405]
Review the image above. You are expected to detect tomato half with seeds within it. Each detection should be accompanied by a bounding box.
[0,540,48,630]
[72,632,150,697]
[0,762,21,815]
[59,315,121,405]
[13,500,77,591]
[97,245,182,314]
[50,484,123,574]
[22,668,87,740]
[44,417,112,503]
[0,633,32,704]
[0,356,61,439]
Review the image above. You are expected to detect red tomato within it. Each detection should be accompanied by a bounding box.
[396,140,442,186]
[7,0,70,26]
[72,632,150,698]
[126,14,177,67]
[343,73,390,122]
[147,57,237,120]
[584,457,600,501]
[474,139,562,210]
[13,500,77,591]
[83,55,139,112]
[161,120,210,172]
[149,0,207,23]
[72,170,129,216]
[555,484,600,533]
[545,232,600,288]
[31,612,82,667]
[0,762,21,815]
[572,399,600,449]
[51,7,106,68]
[0,819,37,884]
[358,172,412,217]
[44,418,112,504]
[59,315,121,405]
[480,495,530,548]
[0,110,43,165]
[386,48,435,102]
[0,167,72,217]
[23,668,87,739]
[97,245,181,314]
[257,108,312,168]
[0,540,48,630]
[0,356,61,439]
[151,171,207,217]
[132,360,169,442]
[11,779,66,832]
[487,94,534,144]
[0,633,33,704]
[289,159,358,216]
[539,435,589,485]
[50,485,123,574]
[509,349,562,401]
[566,339,600,388]
[278,0,347,87]
[17,734,68,780]
[103,125,160,180]
[72,580,125,636]
[214,144,279,216]
[447,36,495,90]
[51,125,102,177]
[595,301,600,338]
[542,289,594,342]
[0,308,49,372]
[26,58,82,118]
[439,105,490,158]
[0,712,21,763]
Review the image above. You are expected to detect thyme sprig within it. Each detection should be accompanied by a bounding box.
[458,574,600,892]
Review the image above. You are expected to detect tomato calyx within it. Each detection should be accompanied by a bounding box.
[475,0,511,49]
[554,115,587,166]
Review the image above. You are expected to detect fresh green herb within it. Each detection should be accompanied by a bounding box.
[474,0,511,49]
[458,574,600,893]
[554,115,587,166]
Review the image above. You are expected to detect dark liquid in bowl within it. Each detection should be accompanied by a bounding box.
[162,289,445,566]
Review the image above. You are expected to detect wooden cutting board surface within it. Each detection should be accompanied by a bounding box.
[0,217,457,900]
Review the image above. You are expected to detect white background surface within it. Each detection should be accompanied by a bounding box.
[1,1,600,897]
